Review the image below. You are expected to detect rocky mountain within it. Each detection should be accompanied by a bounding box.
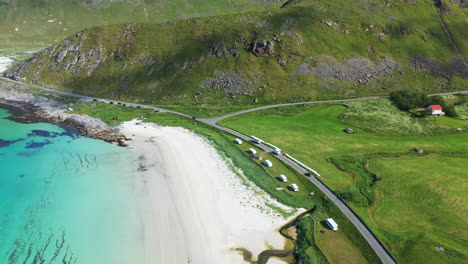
[4,0,468,107]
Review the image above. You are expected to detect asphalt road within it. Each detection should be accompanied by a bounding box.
[3,76,468,264]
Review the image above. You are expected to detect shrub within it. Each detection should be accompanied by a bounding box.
[444,105,459,117]
[389,90,458,116]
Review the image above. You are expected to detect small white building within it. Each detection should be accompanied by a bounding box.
[279,174,287,182]
[248,148,257,155]
[325,218,338,231]
[273,148,281,155]
[289,183,299,192]
[251,136,263,144]
[263,160,273,167]
[234,138,242,144]
[427,105,445,116]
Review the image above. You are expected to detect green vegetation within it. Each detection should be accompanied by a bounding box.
[6,0,467,109]
[295,215,328,264]
[340,99,465,136]
[0,0,279,52]
[220,99,468,263]
[367,155,468,263]
[220,100,468,186]
[69,101,380,263]
[389,89,458,117]
[296,208,369,264]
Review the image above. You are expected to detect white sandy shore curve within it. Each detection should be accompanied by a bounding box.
[119,120,302,264]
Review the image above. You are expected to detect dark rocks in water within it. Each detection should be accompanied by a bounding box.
[251,40,274,57]
[28,129,78,139]
[0,139,23,148]
[344,128,354,133]
[25,140,52,149]
[117,140,128,147]
[19,174,25,178]
[28,130,55,138]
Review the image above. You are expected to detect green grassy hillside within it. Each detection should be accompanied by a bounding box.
[4,0,468,109]
[0,0,279,52]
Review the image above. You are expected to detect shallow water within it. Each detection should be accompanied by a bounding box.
[0,105,149,263]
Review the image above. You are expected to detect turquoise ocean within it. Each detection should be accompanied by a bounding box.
[0,105,149,264]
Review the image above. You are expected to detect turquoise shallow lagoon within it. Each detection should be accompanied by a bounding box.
[0,105,149,264]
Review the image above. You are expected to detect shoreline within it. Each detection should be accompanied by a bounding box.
[119,119,303,263]
[0,80,127,143]
[0,80,305,263]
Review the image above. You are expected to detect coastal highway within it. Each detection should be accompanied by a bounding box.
[2,76,468,264]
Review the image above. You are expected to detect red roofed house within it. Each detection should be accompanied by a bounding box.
[427,105,445,116]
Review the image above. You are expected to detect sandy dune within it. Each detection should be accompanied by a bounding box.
[119,120,301,264]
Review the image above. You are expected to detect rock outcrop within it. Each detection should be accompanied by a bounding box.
[251,40,274,57]
[0,81,125,143]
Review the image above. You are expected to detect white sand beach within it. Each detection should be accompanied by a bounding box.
[0,57,14,73]
[119,120,302,264]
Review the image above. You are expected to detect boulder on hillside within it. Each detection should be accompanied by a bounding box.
[413,148,424,153]
[251,40,274,57]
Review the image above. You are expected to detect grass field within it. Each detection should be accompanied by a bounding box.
[314,219,367,264]
[367,155,468,263]
[220,99,468,263]
[220,101,468,187]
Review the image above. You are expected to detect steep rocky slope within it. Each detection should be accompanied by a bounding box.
[4,0,468,107]
[0,0,279,52]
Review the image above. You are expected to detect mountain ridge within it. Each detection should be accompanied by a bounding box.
[4,0,468,107]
